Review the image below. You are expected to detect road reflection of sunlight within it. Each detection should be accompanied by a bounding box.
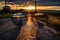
[26,16,33,26]
[17,15,38,40]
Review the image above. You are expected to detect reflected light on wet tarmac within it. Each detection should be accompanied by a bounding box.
[17,14,38,40]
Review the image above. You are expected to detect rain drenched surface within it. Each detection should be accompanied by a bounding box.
[0,14,60,40]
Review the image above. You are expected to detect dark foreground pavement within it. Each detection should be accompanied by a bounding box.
[0,18,60,40]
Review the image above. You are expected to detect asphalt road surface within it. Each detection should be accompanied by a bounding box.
[0,16,60,40]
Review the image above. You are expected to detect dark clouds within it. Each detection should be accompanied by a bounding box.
[1,0,60,6]
[5,0,60,2]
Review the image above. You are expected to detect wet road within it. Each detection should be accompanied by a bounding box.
[0,17,60,40]
[17,16,38,40]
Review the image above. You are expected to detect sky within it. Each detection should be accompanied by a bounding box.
[0,0,60,10]
[0,0,60,6]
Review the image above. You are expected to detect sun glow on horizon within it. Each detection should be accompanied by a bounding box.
[24,6,35,10]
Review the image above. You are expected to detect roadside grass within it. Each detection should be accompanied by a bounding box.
[35,15,60,26]
[48,15,60,25]
[0,13,12,18]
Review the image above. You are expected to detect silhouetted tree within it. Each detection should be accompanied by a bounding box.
[2,6,11,14]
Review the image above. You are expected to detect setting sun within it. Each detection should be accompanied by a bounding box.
[24,6,35,10]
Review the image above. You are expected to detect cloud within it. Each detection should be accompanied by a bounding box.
[0,1,60,10]
[36,6,60,10]
[1,0,60,6]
